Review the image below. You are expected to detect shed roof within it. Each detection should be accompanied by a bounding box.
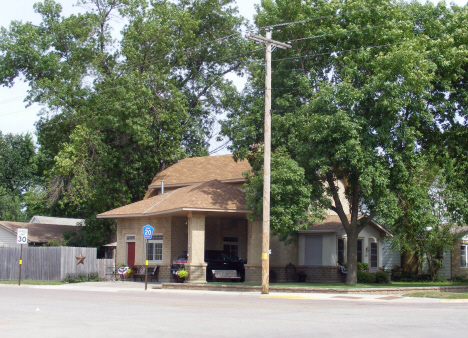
[0,221,80,244]
[147,154,251,189]
[29,215,84,226]
[97,180,249,218]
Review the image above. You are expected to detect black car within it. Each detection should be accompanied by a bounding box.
[170,250,247,282]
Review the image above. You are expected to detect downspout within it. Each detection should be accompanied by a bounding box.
[161,180,164,194]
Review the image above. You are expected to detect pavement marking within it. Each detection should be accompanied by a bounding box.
[260,295,320,300]
[441,299,468,303]
[376,296,403,300]
[332,296,363,300]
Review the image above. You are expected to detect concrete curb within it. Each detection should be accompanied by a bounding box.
[160,283,468,295]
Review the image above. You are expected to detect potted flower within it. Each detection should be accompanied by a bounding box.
[297,271,307,282]
[125,267,134,279]
[177,267,189,283]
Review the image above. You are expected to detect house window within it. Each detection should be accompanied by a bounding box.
[370,242,378,268]
[357,239,363,263]
[337,238,345,265]
[147,234,163,262]
[223,237,239,256]
[461,245,467,268]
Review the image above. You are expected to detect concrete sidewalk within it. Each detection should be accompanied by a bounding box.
[2,281,467,303]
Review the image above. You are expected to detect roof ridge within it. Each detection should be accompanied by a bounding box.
[142,189,178,214]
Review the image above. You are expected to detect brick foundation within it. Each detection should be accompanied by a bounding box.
[245,266,261,282]
[270,265,346,283]
[187,265,207,283]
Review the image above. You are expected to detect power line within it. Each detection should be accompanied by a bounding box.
[256,5,393,30]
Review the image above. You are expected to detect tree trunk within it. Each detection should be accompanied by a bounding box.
[346,229,359,284]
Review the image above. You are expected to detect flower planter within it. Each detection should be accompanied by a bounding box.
[176,276,186,283]
[297,274,307,282]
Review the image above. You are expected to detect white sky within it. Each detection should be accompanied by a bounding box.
[0,0,260,141]
[0,0,467,153]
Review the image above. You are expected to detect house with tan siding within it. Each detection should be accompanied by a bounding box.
[97,154,391,283]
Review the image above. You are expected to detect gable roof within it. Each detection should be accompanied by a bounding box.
[29,215,84,226]
[298,215,392,237]
[147,154,251,189]
[97,180,249,218]
[0,221,80,244]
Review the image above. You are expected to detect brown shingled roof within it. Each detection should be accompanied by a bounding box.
[298,215,347,233]
[299,215,391,237]
[148,154,251,188]
[0,221,80,244]
[97,180,249,218]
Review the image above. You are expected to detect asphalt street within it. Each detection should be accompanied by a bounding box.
[1,283,467,337]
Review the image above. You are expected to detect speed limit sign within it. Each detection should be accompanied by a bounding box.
[16,229,28,244]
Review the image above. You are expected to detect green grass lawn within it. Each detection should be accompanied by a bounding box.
[404,291,468,299]
[0,280,63,285]
[207,281,468,289]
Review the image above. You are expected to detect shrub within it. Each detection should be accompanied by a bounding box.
[62,272,103,283]
[375,271,390,283]
[357,271,376,283]
[450,275,468,283]
[357,262,369,271]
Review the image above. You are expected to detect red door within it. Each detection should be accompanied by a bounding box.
[127,242,135,268]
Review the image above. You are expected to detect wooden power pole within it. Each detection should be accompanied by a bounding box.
[247,30,291,294]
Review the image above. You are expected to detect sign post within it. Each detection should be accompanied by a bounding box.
[17,229,28,286]
[142,225,154,290]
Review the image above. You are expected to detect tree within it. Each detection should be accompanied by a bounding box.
[0,132,38,221]
[222,0,468,283]
[0,0,251,245]
[381,154,459,280]
[242,149,317,243]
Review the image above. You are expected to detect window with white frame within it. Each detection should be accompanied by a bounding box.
[147,234,163,262]
[370,242,378,268]
[223,236,239,256]
[461,245,467,268]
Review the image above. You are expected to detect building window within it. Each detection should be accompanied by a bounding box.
[147,234,163,262]
[337,238,345,265]
[357,239,363,263]
[461,245,467,268]
[370,242,378,268]
[223,237,239,256]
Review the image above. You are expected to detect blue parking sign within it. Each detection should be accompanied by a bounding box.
[142,225,154,239]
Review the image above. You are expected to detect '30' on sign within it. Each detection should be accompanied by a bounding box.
[17,228,28,244]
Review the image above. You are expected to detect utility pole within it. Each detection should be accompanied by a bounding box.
[247,30,291,294]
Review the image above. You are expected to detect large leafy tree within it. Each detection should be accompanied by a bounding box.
[0,132,38,221]
[222,0,468,283]
[0,0,251,246]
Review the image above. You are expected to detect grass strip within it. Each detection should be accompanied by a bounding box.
[206,281,468,289]
[403,291,468,299]
[0,280,63,285]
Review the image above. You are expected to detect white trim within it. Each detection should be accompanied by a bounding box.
[142,190,177,214]
[0,224,18,236]
[125,234,136,266]
[97,208,252,219]
[145,233,163,263]
[223,235,240,256]
[148,178,246,189]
